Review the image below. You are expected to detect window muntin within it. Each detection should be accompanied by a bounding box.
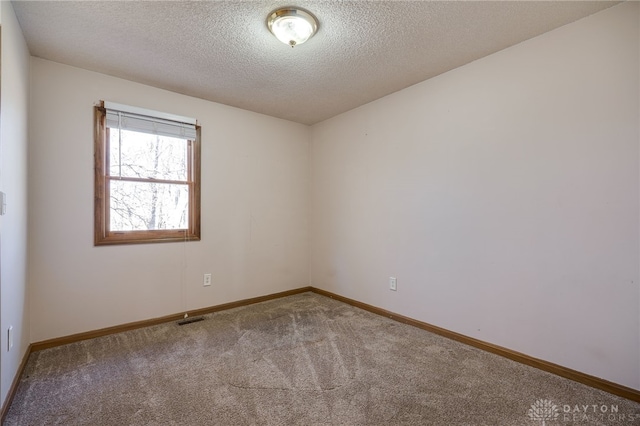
[95,103,201,245]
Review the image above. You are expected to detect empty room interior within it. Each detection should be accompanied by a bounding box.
[1,0,639,424]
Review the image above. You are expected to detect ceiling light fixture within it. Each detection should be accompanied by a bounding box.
[267,7,318,48]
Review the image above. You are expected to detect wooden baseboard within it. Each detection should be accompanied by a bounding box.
[310,287,640,403]
[31,286,313,352]
[5,284,637,423]
[2,287,312,423]
[1,287,309,424]
[1,343,33,424]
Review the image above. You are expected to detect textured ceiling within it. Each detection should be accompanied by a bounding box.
[12,1,618,125]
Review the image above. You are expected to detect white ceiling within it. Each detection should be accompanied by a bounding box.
[12,1,618,125]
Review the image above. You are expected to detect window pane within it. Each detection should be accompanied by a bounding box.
[110,180,189,231]
[109,129,187,181]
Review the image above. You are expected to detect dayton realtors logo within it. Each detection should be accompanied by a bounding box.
[528,399,640,424]
[559,403,638,423]
[527,399,560,426]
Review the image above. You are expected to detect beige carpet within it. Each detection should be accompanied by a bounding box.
[5,292,640,425]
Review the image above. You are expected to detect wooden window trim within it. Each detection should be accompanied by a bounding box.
[94,105,201,246]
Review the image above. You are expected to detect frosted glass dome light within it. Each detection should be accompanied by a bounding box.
[267,8,318,48]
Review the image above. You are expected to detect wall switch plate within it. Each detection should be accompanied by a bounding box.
[7,326,13,351]
[203,273,212,287]
[0,192,6,216]
[389,277,397,291]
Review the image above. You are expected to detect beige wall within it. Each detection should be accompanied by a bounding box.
[0,1,31,406]
[29,59,309,342]
[310,2,640,389]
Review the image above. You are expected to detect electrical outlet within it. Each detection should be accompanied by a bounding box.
[389,277,397,291]
[7,326,13,351]
[203,273,212,287]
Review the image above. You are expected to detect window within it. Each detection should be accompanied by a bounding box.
[94,102,201,245]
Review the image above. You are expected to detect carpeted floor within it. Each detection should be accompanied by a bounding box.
[5,292,640,425]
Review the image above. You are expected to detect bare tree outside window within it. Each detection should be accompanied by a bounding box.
[109,129,189,231]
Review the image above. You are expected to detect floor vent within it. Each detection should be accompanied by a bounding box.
[177,316,205,326]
